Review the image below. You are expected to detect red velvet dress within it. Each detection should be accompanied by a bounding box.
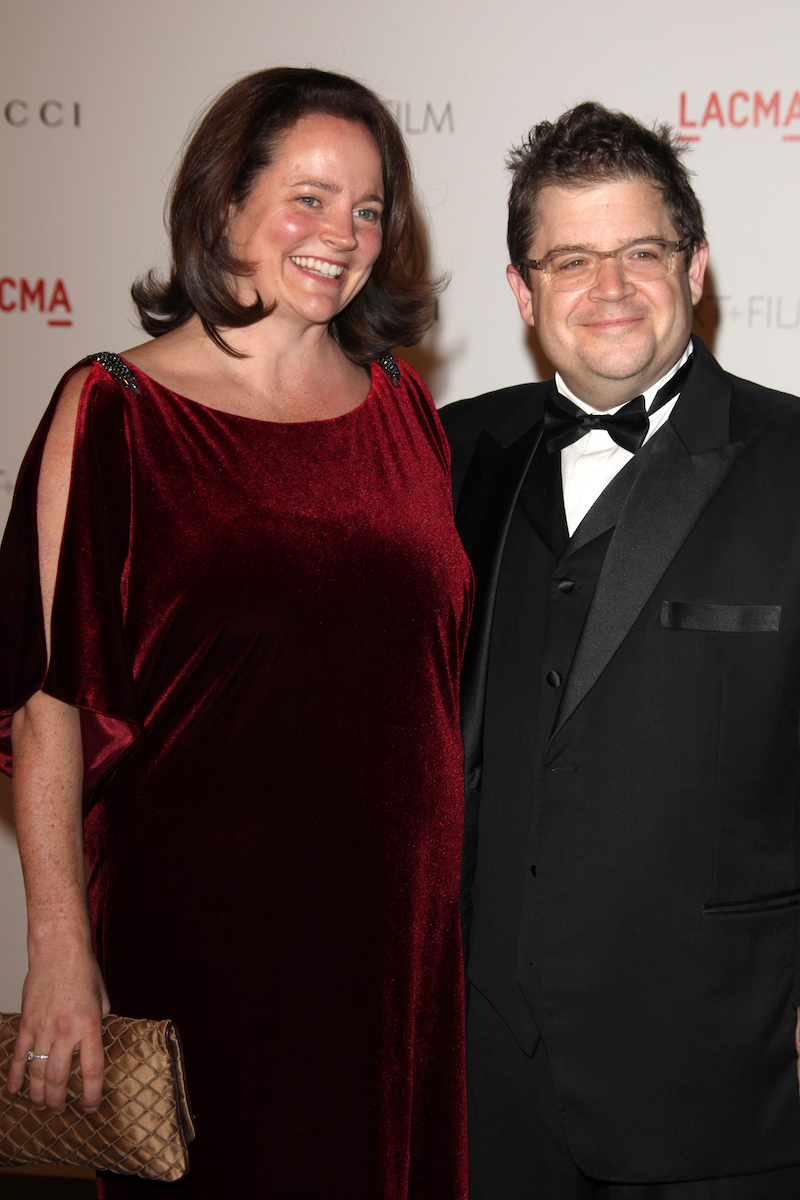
[0,353,472,1198]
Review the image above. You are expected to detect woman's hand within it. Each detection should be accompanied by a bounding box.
[7,942,110,1112]
[9,688,104,1113]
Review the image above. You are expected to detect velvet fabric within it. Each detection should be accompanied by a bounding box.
[0,355,472,1198]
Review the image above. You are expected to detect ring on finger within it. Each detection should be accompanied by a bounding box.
[27,1050,50,1062]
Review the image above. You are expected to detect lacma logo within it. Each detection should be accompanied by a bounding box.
[0,278,73,326]
[679,91,800,142]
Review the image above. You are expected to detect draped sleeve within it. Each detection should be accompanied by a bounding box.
[0,360,142,799]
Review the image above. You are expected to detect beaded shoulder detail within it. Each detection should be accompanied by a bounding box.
[376,353,401,387]
[81,352,140,394]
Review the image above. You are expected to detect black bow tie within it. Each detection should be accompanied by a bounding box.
[543,355,694,456]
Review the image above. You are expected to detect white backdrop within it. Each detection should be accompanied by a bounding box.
[3,0,800,1008]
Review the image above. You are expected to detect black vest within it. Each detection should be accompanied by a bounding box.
[471,440,652,1051]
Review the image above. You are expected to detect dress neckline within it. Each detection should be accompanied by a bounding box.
[87,352,385,428]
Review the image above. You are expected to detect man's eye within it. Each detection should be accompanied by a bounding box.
[553,256,590,273]
[298,196,320,207]
[628,244,663,262]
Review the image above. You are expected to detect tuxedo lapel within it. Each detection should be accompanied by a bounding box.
[552,422,744,740]
[551,343,745,741]
[456,423,542,779]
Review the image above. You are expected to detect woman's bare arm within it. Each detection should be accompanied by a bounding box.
[7,694,109,1110]
[6,367,109,1112]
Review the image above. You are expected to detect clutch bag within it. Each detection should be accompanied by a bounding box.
[0,1013,195,1182]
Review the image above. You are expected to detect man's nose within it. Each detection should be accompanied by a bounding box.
[587,255,636,301]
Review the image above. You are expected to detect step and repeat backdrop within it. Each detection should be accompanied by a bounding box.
[2,0,800,1006]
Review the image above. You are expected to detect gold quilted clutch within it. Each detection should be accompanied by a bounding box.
[0,1013,195,1182]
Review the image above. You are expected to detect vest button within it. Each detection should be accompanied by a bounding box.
[530,863,537,876]
[557,578,575,593]
[546,670,562,688]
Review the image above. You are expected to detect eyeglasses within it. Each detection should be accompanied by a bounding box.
[519,238,691,292]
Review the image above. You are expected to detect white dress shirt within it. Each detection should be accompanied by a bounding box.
[556,344,692,537]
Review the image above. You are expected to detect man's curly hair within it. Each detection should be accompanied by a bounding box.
[507,101,705,276]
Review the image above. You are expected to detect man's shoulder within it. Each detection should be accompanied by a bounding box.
[438,382,548,500]
[727,371,800,437]
[438,380,548,455]
[686,338,800,446]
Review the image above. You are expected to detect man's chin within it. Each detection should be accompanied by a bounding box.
[579,351,656,388]
[571,325,653,365]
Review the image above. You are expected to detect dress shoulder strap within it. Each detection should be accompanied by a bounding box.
[375,353,401,387]
[80,352,140,393]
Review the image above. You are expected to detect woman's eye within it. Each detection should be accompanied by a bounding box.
[298,196,320,207]
[355,208,381,222]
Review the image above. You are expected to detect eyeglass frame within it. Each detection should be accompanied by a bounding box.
[518,237,693,292]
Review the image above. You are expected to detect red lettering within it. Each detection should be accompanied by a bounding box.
[701,92,725,127]
[679,92,697,128]
[0,278,73,316]
[47,279,71,313]
[754,91,780,126]
[784,91,800,126]
[728,91,749,127]
[20,279,45,312]
[0,278,16,311]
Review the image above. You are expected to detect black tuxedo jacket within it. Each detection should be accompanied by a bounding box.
[439,338,800,1182]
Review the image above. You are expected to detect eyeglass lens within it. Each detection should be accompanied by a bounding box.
[546,241,677,291]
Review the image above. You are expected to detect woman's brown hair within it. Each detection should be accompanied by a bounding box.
[132,67,439,363]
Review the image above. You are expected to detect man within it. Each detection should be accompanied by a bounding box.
[439,102,800,1198]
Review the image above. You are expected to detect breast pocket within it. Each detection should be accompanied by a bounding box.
[703,889,800,915]
[660,602,781,633]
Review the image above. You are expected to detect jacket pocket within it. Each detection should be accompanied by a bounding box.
[703,889,800,915]
[661,601,781,633]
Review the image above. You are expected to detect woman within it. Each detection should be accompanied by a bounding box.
[0,68,471,1198]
